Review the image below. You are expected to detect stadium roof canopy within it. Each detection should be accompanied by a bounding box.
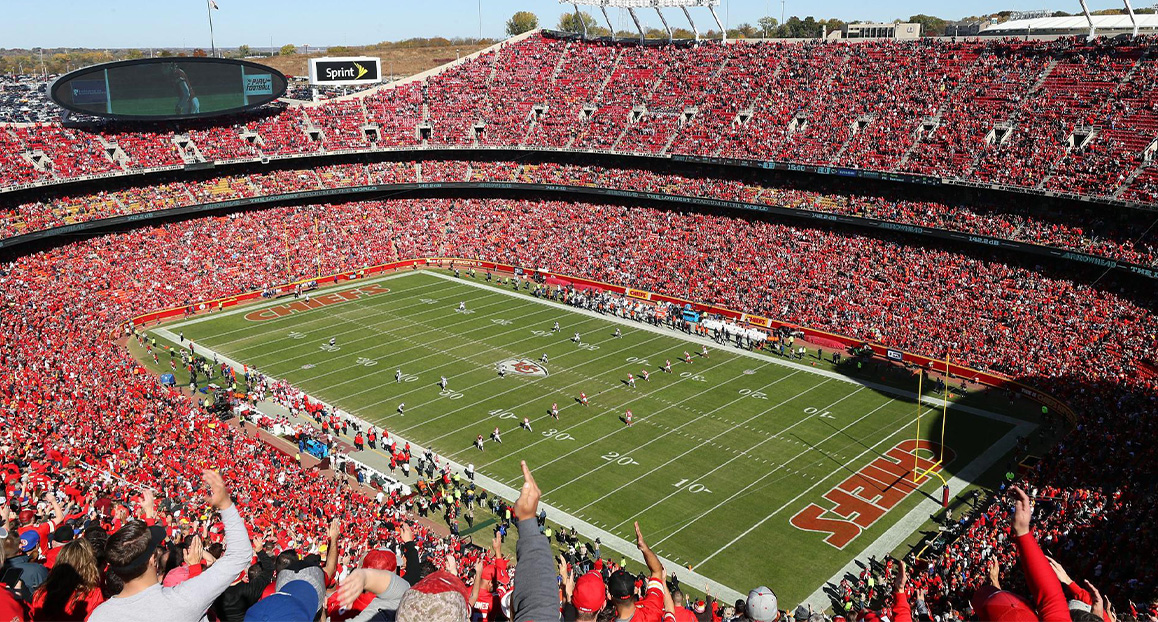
[980,13,1158,37]
[561,0,724,42]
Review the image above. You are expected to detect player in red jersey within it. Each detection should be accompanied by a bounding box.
[550,402,559,419]
[579,392,588,406]
[641,369,650,382]
[625,410,633,427]
[627,373,635,388]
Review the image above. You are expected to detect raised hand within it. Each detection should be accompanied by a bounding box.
[1009,486,1032,537]
[184,535,204,567]
[202,470,232,511]
[513,461,540,522]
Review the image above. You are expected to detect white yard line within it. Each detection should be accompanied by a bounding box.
[162,271,444,330]
[149,269,1033,606]
[800,418,1035,610]
[475,356,767,474]
[610,385,862,532]
[154,325,746,604]
[563,377,832,505]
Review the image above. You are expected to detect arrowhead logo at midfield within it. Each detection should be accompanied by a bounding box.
[497,358,548,377]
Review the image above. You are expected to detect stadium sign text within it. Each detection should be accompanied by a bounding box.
[789,439,955,549]
[308,57,382,86]
[243,284,390,321]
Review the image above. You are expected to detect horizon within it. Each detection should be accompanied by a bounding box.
[0,0,1137,49]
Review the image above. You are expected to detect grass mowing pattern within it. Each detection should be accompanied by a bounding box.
[150,270,1021,603]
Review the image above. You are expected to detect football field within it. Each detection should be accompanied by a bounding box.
[146,269,1031,604]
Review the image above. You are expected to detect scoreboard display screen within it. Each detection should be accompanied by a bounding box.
[50,57,287,121]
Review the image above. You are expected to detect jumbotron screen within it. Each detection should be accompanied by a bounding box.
[50,57,287,120]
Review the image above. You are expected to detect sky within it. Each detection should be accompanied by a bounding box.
[0,0,1142,49]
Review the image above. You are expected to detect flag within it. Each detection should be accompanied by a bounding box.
[209,0,219,8]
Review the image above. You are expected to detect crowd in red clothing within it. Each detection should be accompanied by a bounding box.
[3,160,1156,268]
[0,195,1155,620]
[4,35,1158,203]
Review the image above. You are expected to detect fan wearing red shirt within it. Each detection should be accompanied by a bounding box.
[609,522,666,622]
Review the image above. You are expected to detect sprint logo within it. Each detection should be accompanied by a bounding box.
[319,59,379,83]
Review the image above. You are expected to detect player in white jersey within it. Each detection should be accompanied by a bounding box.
[440,376,448,390]
[573,332,581,344]
[397,403,405,416]
[552,321,560,332]
[458,301,466,311]
[613,327,622,338]
[396,369,403,383]
[541,353,549,364]
[491,427,503,443]
[498,365,506,378]
[521,417,532,431]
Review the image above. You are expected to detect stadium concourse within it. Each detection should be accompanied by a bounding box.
[0,28,1157,622]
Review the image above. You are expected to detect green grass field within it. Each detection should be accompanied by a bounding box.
[143,269,1033,604]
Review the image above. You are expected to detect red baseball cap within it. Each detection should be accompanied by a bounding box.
[572,572,608,613]
[18,509,35,524]
[972,587,1040,622]
[362,549,397,572]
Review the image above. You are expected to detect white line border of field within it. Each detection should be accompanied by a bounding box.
[801,417,1033,609]
[150,269,1035,605]
[427,271,1022,426]
[151,271,746,602]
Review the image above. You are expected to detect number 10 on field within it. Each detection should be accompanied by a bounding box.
[673,479,712,494]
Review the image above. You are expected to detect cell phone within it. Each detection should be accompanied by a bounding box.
[2,567,22,589]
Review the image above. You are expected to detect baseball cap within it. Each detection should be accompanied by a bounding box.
[361,549,397,572]
[245,579,321,622]
[971,587,1040,622]
[276,562,328,611]
[608,570,637,600]
[19,530,40,553]
[108,525,167,573]
[395,570,471,622]
[747,586,780,622]
[53,525,75,544]
[572,572,608,613]
[1068,600,1093,614]
[795,605,811,621]
[19,509,35,524]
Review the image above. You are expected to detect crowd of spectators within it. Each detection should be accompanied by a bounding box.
[0,195,1155,620]
[3,160,1155,267]
[6,34,1158,201]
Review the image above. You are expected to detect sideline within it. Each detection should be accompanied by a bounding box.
[428,271,1023,426]
[151,270,748,603]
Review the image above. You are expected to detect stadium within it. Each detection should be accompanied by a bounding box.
[0,1,1156,621]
